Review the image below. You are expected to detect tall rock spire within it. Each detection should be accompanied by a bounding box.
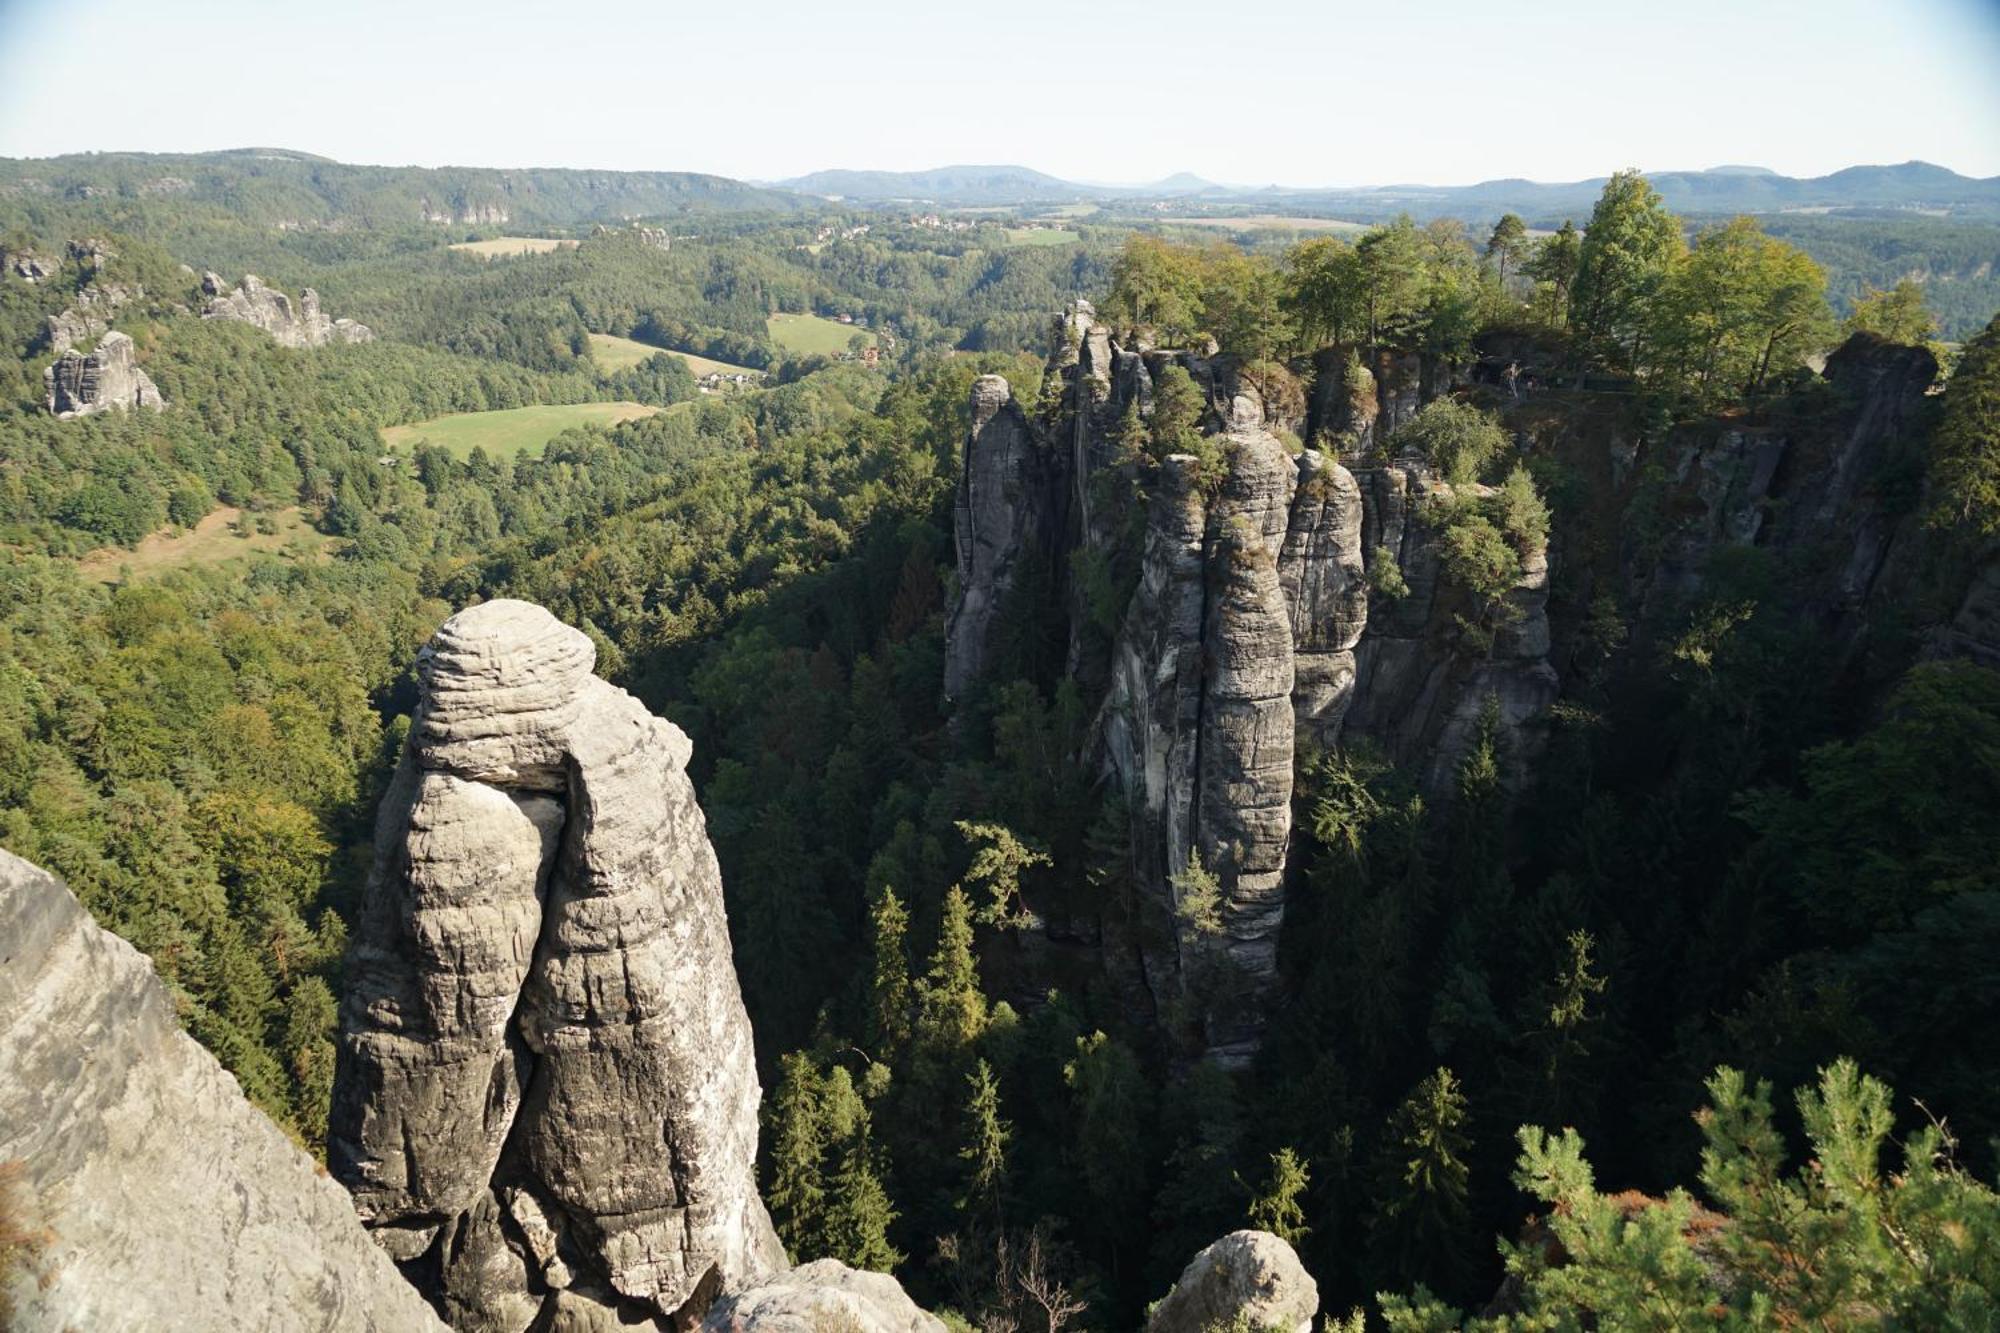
[330,599,783,1329]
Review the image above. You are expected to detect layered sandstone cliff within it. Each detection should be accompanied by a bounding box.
[0,849,448,1332]
[329,599,782,1329]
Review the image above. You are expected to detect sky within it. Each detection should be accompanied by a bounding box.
[0,0,1996,187]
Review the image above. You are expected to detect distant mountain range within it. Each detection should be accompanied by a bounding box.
[778,160,2000,220]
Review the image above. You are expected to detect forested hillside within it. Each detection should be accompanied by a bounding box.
[2,153,1998,1328]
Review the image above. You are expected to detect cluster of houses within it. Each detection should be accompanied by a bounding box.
[696,370,760,394]
[909,213,976,232]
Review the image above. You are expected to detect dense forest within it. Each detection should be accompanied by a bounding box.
[3,154,1999,1328]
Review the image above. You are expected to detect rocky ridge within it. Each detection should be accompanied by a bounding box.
[202,271,373,347]
[44,330,165,417]
[0,848,448,1332]
[329,599,783,1329]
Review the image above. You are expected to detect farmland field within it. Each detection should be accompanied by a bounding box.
[1160,215,1369,234]
[448,237,580,258]
[768,312,875,356]
[1004,227,1082,246]
[380,401,659,459]
[587,333,762,379]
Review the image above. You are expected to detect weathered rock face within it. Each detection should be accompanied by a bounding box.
[1280,449,1369,752]
[701,1259,946,1332]
[4,247,54,282]
[944,374,1067,700]
[44,330,165,418]
[424,199,511,225]
[44,280,141,352]
[1146,1230,1319,1333]
[329,599,782,1329]
[202,271,373,347]
[0,848,448,1333]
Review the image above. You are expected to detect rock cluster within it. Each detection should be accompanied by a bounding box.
[0,849,448,1332]
[948,304,1559,1059]
[1146,1230,1319,1333]
[329,599,783,1329]
[4,247,54,282]
[44,330,165,418]
[423,200,511,225]
[202,271,373,347]
[44,280,142,353]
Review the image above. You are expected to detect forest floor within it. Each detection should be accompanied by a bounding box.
[768,312,876,356]
[76,506,336,583]
[380,401,660,459]
[586,333,762,378]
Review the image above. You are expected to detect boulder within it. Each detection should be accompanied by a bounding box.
[1146,1230,1318,1333]
[701,1260,945,1332]
[329,599,783,1329]
[44,331,165,418]
[0,848,447,1332]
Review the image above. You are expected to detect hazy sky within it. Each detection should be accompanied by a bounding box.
[1,0,1996,186]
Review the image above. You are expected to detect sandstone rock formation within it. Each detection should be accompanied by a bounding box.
[701,1259,946,1332]
[1146,1230,1319,1333]
[0,848,448,1333]
[44,280,141,352]
[4,247,54,282]
[203,271,373,347]
[329,599,782,1330]
[946,303,1561,1060]
[944,373,1067,700]
[44,330,165,418]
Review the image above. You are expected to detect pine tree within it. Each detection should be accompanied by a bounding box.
[868,886,913,1056]
[1246,1147,1312,1246]
[957,1058,1010,1222]
[1370,1067,1475,1291]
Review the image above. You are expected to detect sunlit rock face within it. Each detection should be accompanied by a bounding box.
[329,598,782,1330]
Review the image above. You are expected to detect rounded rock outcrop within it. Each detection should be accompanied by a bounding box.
[1146,1230,1319,1333]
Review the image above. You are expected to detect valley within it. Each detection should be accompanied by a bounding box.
[1,130,1997,1333]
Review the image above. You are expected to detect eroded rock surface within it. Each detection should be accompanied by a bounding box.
[44,280,141,352]
[1146,1230,1319,1333]
[330,599,781,1330]
[0,849,447,1333]
[203,271,373,347]
[44,330,165,417]
[701,1259,945,1332]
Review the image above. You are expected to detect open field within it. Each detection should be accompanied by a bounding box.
[448,237,580,259]
[1161,215,1370,234]
[587,333,762,379]
[768,312,875,357]
[381,401,660,459]
[77,506,336,583]
[1004,227,1082,246]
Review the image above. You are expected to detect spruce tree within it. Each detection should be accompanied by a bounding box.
[916,884,987,1055]
[957,1058,1010,1222]
[1370,1067,1475,1291]
[824,1132,904,1273]
[1246,1147,1312,1246]
[868,886,913,1056]
[765,1051,828,1255]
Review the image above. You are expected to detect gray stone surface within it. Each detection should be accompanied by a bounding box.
[331,599,782,1330]
[701,1260,944,1332]
[44,279,141,352]
[1146,1230,1318,1333]
[203,271,373,347]
[944,374,1064,700]
[0,848,448,1333]
[44,330,165,417]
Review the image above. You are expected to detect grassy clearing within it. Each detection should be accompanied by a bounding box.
[448,237,580,259]
[381,401,659,460]
[77,506,336,583]
[768,312,875,357]
[587,333,762,379]
[1004,227,1082,246]
[1162,215,1369,234]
